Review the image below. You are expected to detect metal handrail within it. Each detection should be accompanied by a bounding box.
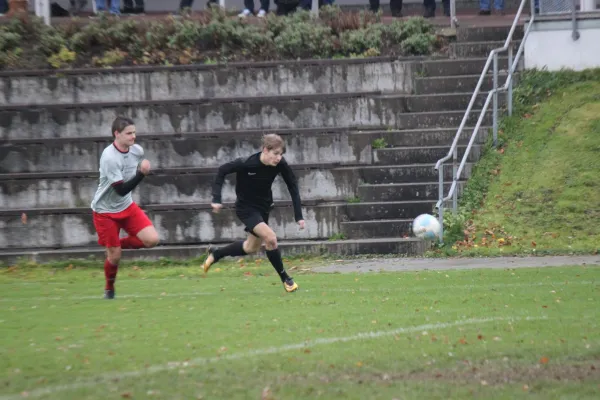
[433,0,538,241]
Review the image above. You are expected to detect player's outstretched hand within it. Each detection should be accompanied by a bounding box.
[139,159,151,175]
[211,203,223,214]
[297,220,305,230]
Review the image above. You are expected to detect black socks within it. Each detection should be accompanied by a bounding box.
[266,248,290,282]
[213,241,247,263]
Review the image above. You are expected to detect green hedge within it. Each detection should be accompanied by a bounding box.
[0,7,441,70]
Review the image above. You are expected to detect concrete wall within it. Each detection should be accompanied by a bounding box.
[0,204,345,249]
[0,96,489,140]
[525,16,600,71]
[0,168,359,209]
[0,130,374,173]
[0,59,414,105]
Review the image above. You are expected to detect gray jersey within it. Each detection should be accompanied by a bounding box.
[91,143,144,213]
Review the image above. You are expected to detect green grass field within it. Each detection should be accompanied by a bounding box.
[2,262,599,399]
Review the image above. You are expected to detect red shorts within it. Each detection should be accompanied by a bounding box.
[92,203,153,248]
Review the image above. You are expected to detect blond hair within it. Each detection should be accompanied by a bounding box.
[261,133,286,154]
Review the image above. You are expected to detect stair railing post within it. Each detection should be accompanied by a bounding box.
[507,45,513,116]
[438,165,445,241]
[311,0,319,16]
[492,52,499,147]
[452,144,458,214]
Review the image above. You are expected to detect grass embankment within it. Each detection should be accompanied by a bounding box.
[433,69,600,257]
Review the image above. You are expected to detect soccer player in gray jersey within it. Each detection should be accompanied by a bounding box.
[91,116,160,299]
[202,133,304,293]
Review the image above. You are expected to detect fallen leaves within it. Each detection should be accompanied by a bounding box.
[453,222,515,251]
[261,386,274,400]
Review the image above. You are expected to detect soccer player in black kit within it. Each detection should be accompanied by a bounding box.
[203,133,305,292]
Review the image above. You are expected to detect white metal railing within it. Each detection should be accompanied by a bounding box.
[35,0,51,25]
[433,0,540,241]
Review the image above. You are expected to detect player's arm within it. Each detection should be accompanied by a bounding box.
[112,172,145,196]
[279,158,304,223]
[211,158,244,205]
[102,157,147,197]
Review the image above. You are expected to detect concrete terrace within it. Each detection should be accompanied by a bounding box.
[0,6,527,264]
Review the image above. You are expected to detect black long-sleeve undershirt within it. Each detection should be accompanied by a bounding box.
[111,171,145,197]
[212,153,303,221]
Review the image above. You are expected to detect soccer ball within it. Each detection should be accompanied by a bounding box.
[412,213,442,241]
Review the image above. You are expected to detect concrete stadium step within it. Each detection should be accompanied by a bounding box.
[358,181,464,202]
[0,91,380,139]
[344,201,436,220]
[0,164,361,209]
[456,25,524,42]
[1,126,491,173]
[0,237,427,265]
[378,92,498,111]
[374,145,483,165]
[0,202,348,248]
[413,74,512,94]
[450,41,522,58]
[341,219,413,239]
[0,94,492,140]
[416,57,513,77]
[0,57,413,105]
[354,127,490,148]
[0,161,470,209]
[353,164,474,184]
[1,126,374,173]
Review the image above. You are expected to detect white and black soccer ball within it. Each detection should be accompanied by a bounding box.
[412,213,442,241]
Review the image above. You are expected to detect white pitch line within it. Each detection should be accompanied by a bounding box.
[0,280,596,302]
[0,316,547,400]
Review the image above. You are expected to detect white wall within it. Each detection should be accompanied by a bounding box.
[525,18,600,71]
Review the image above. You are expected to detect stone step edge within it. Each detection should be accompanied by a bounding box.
[359,180,466,188]
[1,200,337,216]
[0,56,416,78]
[451,40,522,46]
[0,237,425,264]
[0,90,383,110]
[1,126,491,145]
[375,144,480,151]
[1,199,443,216]
[414,72,511,81]
[418,56,509,65]
[1,161,476,181]
[0,162,353,180]
[341,218,414,225]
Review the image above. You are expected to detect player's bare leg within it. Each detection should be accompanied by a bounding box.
[136,226,160,247]
[120,226,159,249]
[252,222,298,292]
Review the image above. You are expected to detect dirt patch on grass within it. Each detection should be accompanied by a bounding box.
[277,358,600,387]
[404,359,600,386]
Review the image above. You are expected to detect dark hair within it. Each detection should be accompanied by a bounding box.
[261,133,286,154]
[111,116,135,137]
